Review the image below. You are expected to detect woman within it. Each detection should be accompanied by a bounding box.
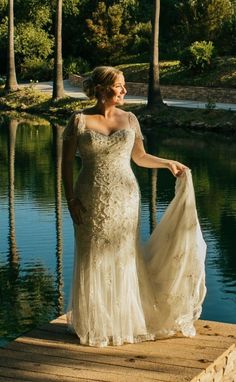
[62,66,206,347]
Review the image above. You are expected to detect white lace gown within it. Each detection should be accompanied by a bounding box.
[63,111,206,347]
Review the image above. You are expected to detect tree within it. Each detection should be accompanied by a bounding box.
[85,1,132,64]
[147,0,164,108]
[5,0,18,92]
[52,0,64,100]
[176,0,234,50]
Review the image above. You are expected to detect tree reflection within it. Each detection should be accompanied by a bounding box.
[149,168,158,232]
[146,133,159,234]
[0,117,58,345]
[8,118,19,269]
[52,123,64,316]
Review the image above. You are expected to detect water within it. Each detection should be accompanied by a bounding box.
[0,114,235,347]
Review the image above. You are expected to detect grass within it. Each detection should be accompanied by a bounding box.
[0,86,92,121]
[117,56,236,88]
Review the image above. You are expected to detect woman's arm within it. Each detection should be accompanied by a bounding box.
[62,137,86,224]
[62,138,78,202]
[131,138,187,177]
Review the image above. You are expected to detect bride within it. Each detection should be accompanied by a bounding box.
[62,66,206,347]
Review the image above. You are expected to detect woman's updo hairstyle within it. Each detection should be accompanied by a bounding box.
[83,66,123,100]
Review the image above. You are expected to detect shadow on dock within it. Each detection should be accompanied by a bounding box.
[0,315,235,381]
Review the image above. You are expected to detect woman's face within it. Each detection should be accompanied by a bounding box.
[105,73,127,105]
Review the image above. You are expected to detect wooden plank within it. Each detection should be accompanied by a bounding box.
[0,317,235,382]
[195,320,236,336]
[0,344,205,374]
[0,361,161,382]
[0,366,104,382]
[0,349,201,382]
[0,377,28,382]
[12,332,225,366]
[20,325,236,350]
[39,321,236,347]
[5,340,213,369]
[11,331,230,364]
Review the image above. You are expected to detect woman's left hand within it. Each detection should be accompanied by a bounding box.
[168,160,189,177]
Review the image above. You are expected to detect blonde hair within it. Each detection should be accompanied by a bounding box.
[83,66,123,99]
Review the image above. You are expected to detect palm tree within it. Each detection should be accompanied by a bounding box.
[52,0,65,100]
[5,0,18,92]
[147,0,164,108]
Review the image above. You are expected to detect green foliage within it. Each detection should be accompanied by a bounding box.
[180,41,216,73]
[206,0,234,38]
[14,0,51,27]
[0,1,54,77]
[0,0,235,81]
[15,23,53,61]
[175,0,234,53]
[85,1,133,64]
[11,23,54,80]
[0,17,8,74]
[20,58,53,81]
[64,56,90,76]
[131,22,151,55]
[117,57,236,88]
[63,0,81,15]
[0,16,7,45]
[0,0,7,12]
[215,11,236,55]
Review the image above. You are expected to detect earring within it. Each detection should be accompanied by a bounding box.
[101,98,105,104]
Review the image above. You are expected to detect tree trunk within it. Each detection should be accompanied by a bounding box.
[52,0,64,100]
[5,0,18,92]
[147,0,164,108]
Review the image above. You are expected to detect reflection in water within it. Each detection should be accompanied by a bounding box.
[8,119,19,268]
[146,135,160,232]
[149,169,158,231]
[0,117,58,346]
[0,115,236,347]
[52,124,64,316]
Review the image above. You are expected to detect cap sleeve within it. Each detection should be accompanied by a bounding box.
[62,112,83,141]
[128,112,144,140]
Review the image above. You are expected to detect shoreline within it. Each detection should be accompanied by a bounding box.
[0,87,236,137]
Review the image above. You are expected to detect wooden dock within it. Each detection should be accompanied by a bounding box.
[0,315,235,382]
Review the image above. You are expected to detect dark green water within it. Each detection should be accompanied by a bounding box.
[0,114,236,347]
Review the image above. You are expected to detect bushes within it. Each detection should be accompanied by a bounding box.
[131,22,151,56]
[64,57,91,76]
[180,41,216,72]
[20,58,53,81]
[15,23,53,62]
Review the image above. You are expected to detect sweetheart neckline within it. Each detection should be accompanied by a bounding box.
[78,111,133,138]
[83,127,131,138]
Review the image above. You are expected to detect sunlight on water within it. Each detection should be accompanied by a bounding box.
[0,114,235,346]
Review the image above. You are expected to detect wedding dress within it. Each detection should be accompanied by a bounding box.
[63,111,206,347]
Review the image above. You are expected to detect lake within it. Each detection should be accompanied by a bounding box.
[0,113,236,347]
